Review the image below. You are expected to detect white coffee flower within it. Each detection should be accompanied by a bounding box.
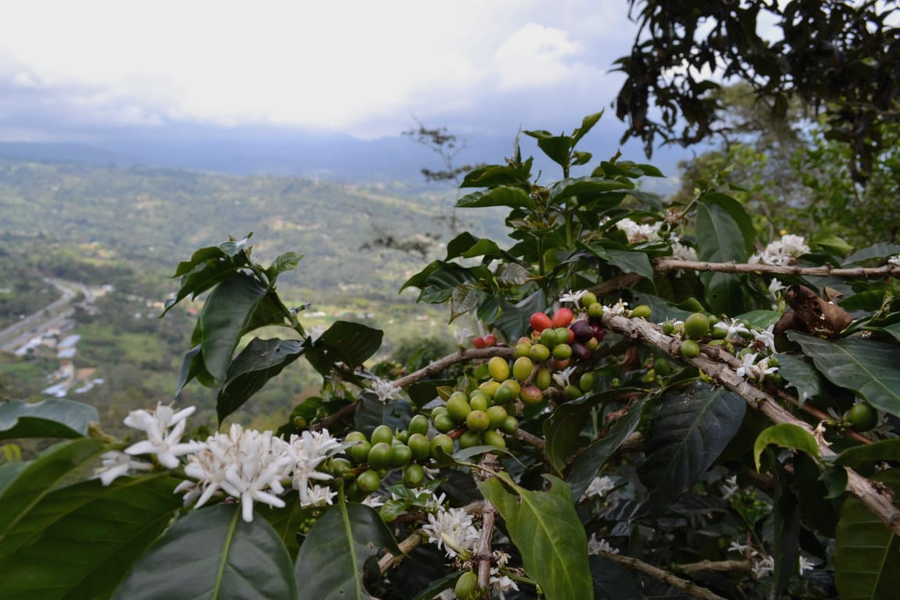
[370,377,402,404]
[490,571,519,599]
[889,255,900,267]
[123,404,204,469]
[720,475,740,500]
[671,240,698,262]
[94,450,153,486]
[287,429,344,505]
[616,218,663,244]
[588,535,619,555]
[454,326,471,346]
[422,506,480,559]
[582,476,616,500]
[714,318,750,341]
[752,325,777,355]
[552,365,577,389]
[752,555,775,579]
[750,234,809,266]
[727,540,749,554]
[559,289,587,306]
[736,353,762,380]
[798,555,816,576]
[602,299,629,317]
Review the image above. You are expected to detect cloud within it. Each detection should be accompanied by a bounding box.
[0,0,642,140]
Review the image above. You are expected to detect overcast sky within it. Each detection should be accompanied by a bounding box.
[0,0,641,142]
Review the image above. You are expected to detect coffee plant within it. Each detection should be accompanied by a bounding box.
[2,112,900,600]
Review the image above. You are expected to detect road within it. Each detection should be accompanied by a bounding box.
[0,279,94,353]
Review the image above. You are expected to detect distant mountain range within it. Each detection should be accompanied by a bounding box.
[0,121,687,193]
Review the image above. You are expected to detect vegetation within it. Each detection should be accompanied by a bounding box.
[616,0,900,183]
[2,112,899,600]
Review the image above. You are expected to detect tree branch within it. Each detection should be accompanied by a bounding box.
[378,530,427,573]
[654,258,900,278]
[596,551,729,600]
[675,559,752,574]
[600,312,900,536]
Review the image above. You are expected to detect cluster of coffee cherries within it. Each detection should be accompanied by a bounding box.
[340,421,441,500]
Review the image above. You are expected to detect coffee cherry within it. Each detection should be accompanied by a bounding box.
[347,440,372,465]
[535,368,552,390]
[469,394,489,412]
[478,380,500,398]
[430,434,455,458]
[529,312,553,332]
[520,386,544,406]
[402,463,425,488]
[472,336,486,348]
[487,405,508,429]
[370,425,394,446]
[683,312,710,340]
[455,572,479,600]
[488,356,510,382]
[565,384,582,399]
[459,429,483,449]
[552,307,574,328]
[579,372,595,392]
[681,339,701,359]
[514,342,532,358]
[407,433,431,460]
[447,395,472,422]
[513,356,534,381]
[846,402,879,431]
[389,444,413,468]
[483,430,506,449]
[499,415,519,435]
[631,304,652,319]
[483,334,497,346]
[356,469,381,494]
[433,413,457,433]
[408,415,430,436]
[466,410,491,432]
[552,343,573,360]
[530,343,551,363]
[588,302,605,319]
[367,442,392,470]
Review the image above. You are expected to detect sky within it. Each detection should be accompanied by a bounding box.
[0,0,641,142]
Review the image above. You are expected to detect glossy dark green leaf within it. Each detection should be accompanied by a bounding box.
[591,556,645,600]
[580,242,654,280]
[696,198,751,314]
[788,332,900,417]
[0,475,182,600]
[115,503,296,600]
[794,453,840,537]
[304,321,383,378]
[640,382,745,514]
[450,283,480,322]
[294,501,398,600]
[567,398,646,500]
[523,132,572,170]
[445,232,505,260]
[0,462,26,496]
[572,111,604,144]
[835,470,900,600]
[172,244,228,278]
[456,187,533,210]
[0,437,107,557]
[843,243,900,265]
[0,399,98,440]
[459,159,532,188]
[217,338,305,423]
[753,423,819,472]
[199,273,268,384]
[835,439,900,468]
[493,291,546,342]
[411,572,462,600]
[174,344,210,396]
[416,263,477,304]
[548,178,631,207]
[218,235,253,257]
[354,395,412,438]
[164,244,248,316]
[479,474,593,600]
[779,354,825,405]
[735,310,782,329]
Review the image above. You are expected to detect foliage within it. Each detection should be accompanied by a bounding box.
[3,113,900,600]
[616,0,900,183]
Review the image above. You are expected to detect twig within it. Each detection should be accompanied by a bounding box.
[589,273,645,297]
[654,258,900,278]
[675,559,752,574]
[378,530,427,573]
[596,551,729,600]
[513,428,546,450]
[475,502,496,596]
[601,313,900,536]
[773,388,872,445]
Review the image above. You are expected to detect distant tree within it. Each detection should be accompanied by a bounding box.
[616,0,900,182]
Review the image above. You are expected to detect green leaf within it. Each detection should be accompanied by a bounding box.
[493,292,545,342]
[696,197,751,314]
[305,321,383,378]
[172,244,227,278]
[734,310,782,329]
[753,423,820,472]
[772,467,801,598]
[450,283,480,322]
[0,437,107,556]
[456,187,533,210]
[294,501,398,600]
[544,402,590,474]
[579,242,654,280]
[218,234,253,257]
[354,395,412,438]
[164,244,248,316]
[479,474,593,600]
[572,111,604,144]
[416,263,477,304]
[200,273,269,384]
[835,439,900,468]
[523,132,572,171]
[217,338,305,423]
[567,398,646,500]
[810,233,853,257]
[460,160,532,188]
[788,332,900,417]
[445,232,504,260]
[0,475,183,600]
[640,382,746,514]
[590,556,644,600]
[835,470,900,600]
[0,399,98,440]
[843,243,900,265]
[548,178,631,207]
[270,251,303,275]
[114,503,297,600]
[779,354,825,405]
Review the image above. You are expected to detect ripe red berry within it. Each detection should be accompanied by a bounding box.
[530,312,553,332]
[472,336,486,348]
[552,308,574,328]
[483,334,497,346]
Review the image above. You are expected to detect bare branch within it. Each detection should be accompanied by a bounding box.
[676,559,752,574]
[600,312,900,536]
[596,551,729,600]
[654,258,900,278]
[378,530,427,573]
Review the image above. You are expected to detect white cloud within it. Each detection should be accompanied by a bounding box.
[0,0,638,137]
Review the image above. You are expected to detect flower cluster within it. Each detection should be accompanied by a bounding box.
[615,217,664,244]
[582,475,616,501]
[588,534,619,555]
[602,299,629,317]
[422,505,480,559]
[370,376,403,404]
[749,234,810,266]
[490,550,519,599]
[735,353,778,382]
[121,403,205,468]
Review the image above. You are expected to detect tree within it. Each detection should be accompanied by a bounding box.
[616,0,900,182]
[2,114,900,600]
